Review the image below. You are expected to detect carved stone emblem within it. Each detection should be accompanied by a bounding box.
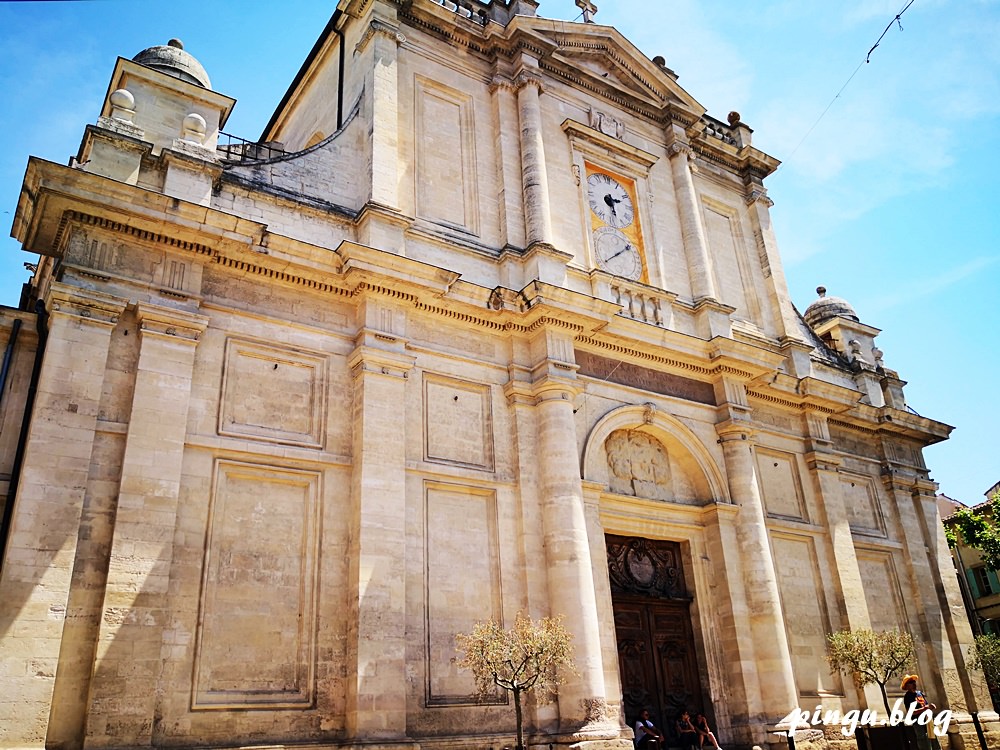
[588,107,624,140]
[606,429,671,500]
[606,536,686,599]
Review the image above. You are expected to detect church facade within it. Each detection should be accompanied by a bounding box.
[0,2,992,749]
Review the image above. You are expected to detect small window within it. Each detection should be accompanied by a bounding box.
[973,566,997,597]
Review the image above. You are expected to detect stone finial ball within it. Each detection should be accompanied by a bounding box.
[727,111,741,126]
[168,39,184,49]
[652,55,666,67]
[109,88,135,110]
[182,112,207,139]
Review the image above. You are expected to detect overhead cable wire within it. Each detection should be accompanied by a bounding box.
[786,0,918,161]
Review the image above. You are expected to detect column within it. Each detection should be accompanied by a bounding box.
[531,372,612,736]
[345,336,414,740]
[715,382,797,720]
[667,139,715,301]
[515,62,554,250]
[86,302,208,748]
[0,284,125,749]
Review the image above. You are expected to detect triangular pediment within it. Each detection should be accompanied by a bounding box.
[522,19,706,117]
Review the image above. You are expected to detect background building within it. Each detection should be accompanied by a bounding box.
[0,2,992,749]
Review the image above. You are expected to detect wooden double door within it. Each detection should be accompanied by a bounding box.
[607,536,702,732]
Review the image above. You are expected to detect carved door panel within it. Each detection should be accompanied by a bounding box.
[608,536,701,732]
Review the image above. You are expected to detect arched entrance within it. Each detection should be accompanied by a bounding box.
[607,535,702,733]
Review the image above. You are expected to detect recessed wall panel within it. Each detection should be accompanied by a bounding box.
[757,447,807,521]
[193,461,321,709]
[219,338,327,448]
[772,533,839,696]
[425,483,501,705]
[423,374,494,471]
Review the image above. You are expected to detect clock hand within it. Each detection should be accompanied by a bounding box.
[606,243,633,261]
[603,193,619,215]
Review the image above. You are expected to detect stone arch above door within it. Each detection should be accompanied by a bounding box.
[582,403,728,505]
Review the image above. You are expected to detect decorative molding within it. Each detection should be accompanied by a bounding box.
[745,187,774,208]
[355,18,405,55]
[47,284,125,326]
[135,302,208,342]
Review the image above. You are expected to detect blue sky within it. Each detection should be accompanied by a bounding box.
[1,1,997,504]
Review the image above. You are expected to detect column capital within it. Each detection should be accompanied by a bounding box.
[880,465,917,493]
[715,419,756,444]
[513,69,544,93]
[348,345,415,381]
[805,450,843,473]
[135,301,208,343]
[667,141,693,159]
[47,283,126,327]
[489,74,516,94]
[745,186,774,208]
[504,372,581,406]
[355,18,405,55]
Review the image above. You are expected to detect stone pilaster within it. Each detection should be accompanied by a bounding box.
[86,302,208,748]
[0,283,125,749]
[515,62,554,251]
[883,470,977,712]
[910,479,992,714]
[490,70,527,253]
[744,188,808,349]
[715,378,797,722]
[345,339,415,740]
[666,138,715,302]
[359,15,404,211]
[804,412,872,634]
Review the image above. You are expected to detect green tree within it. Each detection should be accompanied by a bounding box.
[968,632,1000,690]
[826,628,916,714]
[946,494,1000,571]
[456,613,576,750]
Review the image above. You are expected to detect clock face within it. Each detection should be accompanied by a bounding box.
[587,172,634,229]
[593,227,642,280]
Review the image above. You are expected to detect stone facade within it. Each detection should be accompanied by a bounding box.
[0,2,994,750]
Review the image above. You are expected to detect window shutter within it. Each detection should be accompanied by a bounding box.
[987,569,1000,595]
[967,568,981,598]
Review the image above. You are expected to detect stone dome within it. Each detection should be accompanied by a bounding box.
[803,286,859,328]
[132,39,211,89]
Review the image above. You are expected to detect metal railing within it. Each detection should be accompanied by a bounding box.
[216,131,286,164]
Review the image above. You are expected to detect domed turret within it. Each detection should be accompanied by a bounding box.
[803,286,859,328]
[132,39,211,89]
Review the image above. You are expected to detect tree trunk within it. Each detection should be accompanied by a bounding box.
[514,688,524,750]
[879,683,891,715]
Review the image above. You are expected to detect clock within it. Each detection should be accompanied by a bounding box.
[593,227,642,280]
[587,172,634,229]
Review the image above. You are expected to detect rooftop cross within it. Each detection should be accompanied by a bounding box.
[575,0,597,23]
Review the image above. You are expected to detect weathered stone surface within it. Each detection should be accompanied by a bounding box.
[0,3,981,750]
